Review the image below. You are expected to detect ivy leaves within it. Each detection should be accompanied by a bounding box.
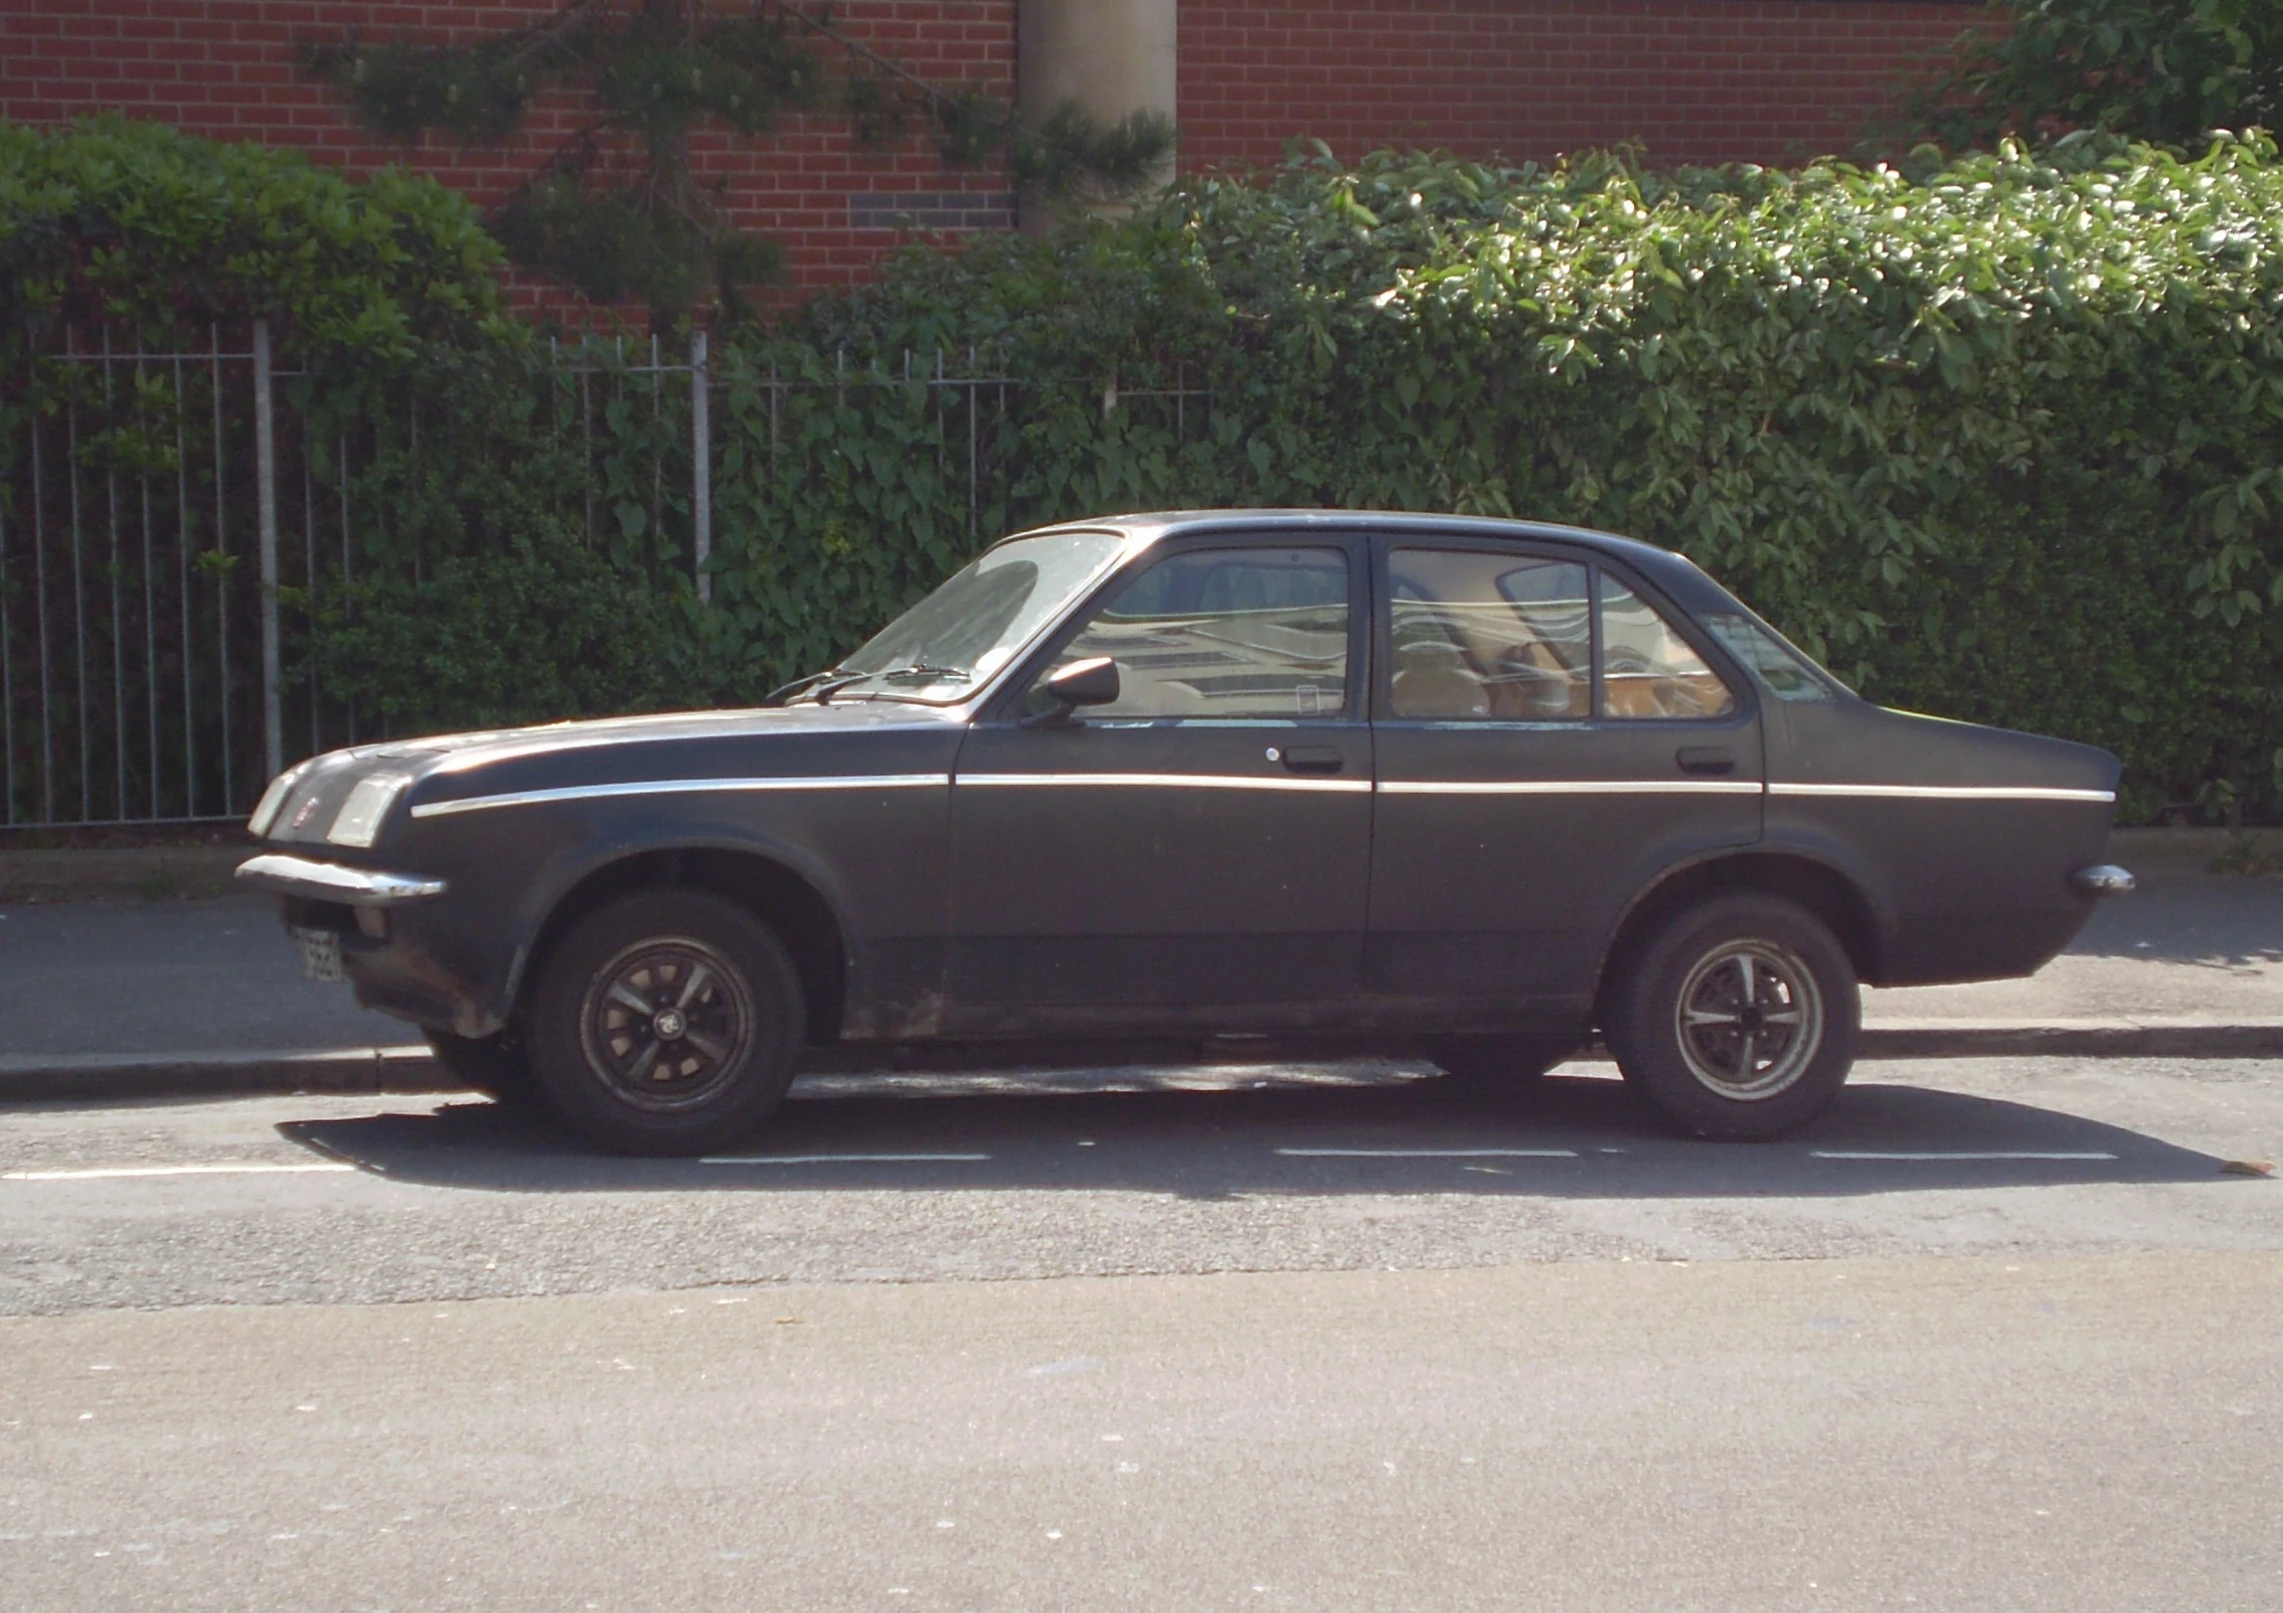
[1908,0,2282,152]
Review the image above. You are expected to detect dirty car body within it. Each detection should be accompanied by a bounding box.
[240,512,2130,1152]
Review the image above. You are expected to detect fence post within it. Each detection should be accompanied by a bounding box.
[252,317,283,783]
[691,328,711,605]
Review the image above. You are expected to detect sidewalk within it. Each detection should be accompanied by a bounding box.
[1,835,2276,1100]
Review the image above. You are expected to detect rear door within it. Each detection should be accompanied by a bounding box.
[1366,536,1764,1020]
[946,534,1374,1032]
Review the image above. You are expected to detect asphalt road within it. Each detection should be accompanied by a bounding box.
[4,1056,2280,1608]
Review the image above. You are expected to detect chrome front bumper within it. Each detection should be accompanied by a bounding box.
[235,852,447,906]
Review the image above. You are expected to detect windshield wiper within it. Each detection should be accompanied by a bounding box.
[787,664,972,706]
[761,667,845,706]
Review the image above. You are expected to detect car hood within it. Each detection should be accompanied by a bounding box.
[256,700,958,848]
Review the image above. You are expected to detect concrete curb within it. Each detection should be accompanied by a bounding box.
[4,1021,2279,1104]
[1857,1020,2283,1060]
[0,1046,451,1103]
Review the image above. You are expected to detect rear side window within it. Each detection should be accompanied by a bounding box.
[1600,580,1737,720]
[1388,549,1592,720]
[1701,613,1841,702]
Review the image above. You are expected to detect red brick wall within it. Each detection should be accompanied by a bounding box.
[0,1,1020,303]
[1179,0,1978,171]
[2,1,1976,307]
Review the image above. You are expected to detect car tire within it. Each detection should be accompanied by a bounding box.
[1429,1034,1576,1088]
[1605,894,1859,1141]
[425,1027,538,1105]
[527,890,806,1156]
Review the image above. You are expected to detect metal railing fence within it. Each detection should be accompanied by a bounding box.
[1,324,1212,829]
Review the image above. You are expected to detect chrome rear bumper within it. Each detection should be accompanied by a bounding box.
[2070,863,2136,897]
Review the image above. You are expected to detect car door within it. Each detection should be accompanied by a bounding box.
[946,534,1374,1033]
[1366,536,1764,1021]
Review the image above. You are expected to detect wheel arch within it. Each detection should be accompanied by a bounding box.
[512,844,849,1045]
[1593,850,1883,1025]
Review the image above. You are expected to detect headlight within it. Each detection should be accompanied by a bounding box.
[247,762,312,838]
[327,774,412,848]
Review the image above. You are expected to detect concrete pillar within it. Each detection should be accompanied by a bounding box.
[1019,0,1176,216]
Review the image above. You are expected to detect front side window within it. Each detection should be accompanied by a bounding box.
[1600,579,1737,719]
[1388,549,1592,720]
[1036,546,1351,719]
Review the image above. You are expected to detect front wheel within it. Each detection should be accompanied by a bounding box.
[527,890,806,1156]
[1605,895,1859,1140]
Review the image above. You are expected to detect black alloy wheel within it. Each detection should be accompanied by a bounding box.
[528,890,806,1156]
[1604,893,1859,1140]
[425,1027,538,1105]
[1429,1034,1578,1088]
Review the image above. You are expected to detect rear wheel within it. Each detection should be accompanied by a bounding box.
[1429,1034,1577,1088]
[1605,894,1858,1140]
[527,890,806,1156]
[425,1028,537,1105]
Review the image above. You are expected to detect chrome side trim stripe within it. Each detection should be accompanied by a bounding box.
[1769,783,2116,803]
[1379,779,1764,796]
[406,774,2115,818]
[409,774,952,819]
[957,772,1373,794]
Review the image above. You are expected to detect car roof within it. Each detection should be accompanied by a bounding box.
[1006,510,1752,618]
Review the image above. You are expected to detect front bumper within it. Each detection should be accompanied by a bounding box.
[235,852,447,906]
[240,852,488,1035]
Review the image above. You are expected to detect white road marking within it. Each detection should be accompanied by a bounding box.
[1810,1150,2119,1162]
[2,1162,355,1182]
[1275,1147,1579,1159]
[699,1152,991,1165]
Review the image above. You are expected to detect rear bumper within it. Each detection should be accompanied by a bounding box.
[235,852,447,906]
[2070,863,2135,897]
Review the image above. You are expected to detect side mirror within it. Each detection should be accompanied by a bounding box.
[1022,656,1120,726]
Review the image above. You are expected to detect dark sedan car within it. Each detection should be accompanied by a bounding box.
[239,511,2131,1153]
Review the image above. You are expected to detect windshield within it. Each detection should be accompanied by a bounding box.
[823,530,1128,702]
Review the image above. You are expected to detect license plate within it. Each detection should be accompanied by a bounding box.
[292,925,345,984]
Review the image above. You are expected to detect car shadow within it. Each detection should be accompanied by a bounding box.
[275,1064,2242,1200]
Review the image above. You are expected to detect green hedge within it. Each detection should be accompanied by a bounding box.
[735,135,2283,820]
[0,115,504,350]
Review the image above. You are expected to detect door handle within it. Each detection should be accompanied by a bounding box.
[1279,745,1346,775]
[1676,746,1735,776]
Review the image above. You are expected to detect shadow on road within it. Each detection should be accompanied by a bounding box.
[276,1067,2238,1200]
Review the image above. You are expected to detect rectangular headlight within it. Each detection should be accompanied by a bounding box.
[247,763,311,838]
[326,774,411,848]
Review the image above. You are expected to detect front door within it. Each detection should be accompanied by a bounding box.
[1366,537,1764,1023]
[947,536,1373,1034]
